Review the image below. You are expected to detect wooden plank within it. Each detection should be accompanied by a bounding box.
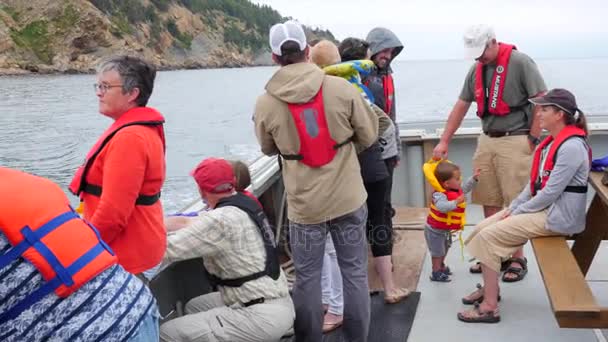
[556,309,608,329]
[531,236,600,326]
[393,207,427,230]
[571,194,608,275]
[589,171,608,205]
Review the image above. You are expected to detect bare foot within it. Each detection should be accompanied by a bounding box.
[322,312,343,333]
[384,287,410,304]
[462,284,484,303]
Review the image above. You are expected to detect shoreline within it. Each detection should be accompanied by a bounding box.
[0,62,276,77]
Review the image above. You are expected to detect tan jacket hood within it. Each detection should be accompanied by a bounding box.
[265,62,325,104]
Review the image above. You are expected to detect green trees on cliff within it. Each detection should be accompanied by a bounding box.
[88,0,334,52]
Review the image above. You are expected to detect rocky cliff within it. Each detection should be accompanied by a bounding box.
[0,0,335,74]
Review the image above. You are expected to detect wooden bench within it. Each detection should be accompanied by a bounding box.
[531,172,608,328]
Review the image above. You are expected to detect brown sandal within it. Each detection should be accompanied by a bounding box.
[462,283,501,305]
[457,302,501,323]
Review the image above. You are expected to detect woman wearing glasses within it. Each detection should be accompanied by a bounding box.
[69,55,167,283]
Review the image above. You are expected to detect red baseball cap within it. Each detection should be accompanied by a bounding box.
[190,158,236,194]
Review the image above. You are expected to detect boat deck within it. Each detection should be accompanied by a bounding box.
[408,205,608,342]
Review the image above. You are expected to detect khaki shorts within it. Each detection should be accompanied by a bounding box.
[465,209,562,272]
[471,134,532,208]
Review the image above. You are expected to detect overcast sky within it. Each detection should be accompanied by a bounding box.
[254,0,608,60]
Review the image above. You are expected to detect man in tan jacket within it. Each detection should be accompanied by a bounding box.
[254,21,378,342]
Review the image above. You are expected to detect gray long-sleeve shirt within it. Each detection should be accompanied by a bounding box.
[432,176,478,213]
[509,137,590,234]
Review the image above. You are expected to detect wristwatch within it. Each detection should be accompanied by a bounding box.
[527,134,541,146]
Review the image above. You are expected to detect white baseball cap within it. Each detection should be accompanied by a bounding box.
[463,24,496,59]
[269,20,307,56]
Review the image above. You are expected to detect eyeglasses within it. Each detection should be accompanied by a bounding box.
[93,83,123,93]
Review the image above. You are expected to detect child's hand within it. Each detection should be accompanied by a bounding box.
[473,168,482,180]
[455,194,466,204]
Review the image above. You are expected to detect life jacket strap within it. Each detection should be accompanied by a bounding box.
[209,270,268,287]
[564,185,588,193]
[534,183,588,194]
[280,137,352,161]
[83,183,161,206]
[0,209,110,324]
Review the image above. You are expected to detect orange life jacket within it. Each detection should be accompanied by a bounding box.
[281,87,351,168]
[475,43,518,117]
[0,167,116,324]
[69,107,165,205]
[426,189,466,230]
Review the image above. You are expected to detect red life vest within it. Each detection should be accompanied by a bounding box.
[426,189,466,230]
[382,74,395,116]
[69,107,165,205]
[475,43,517,118]
[282,87,351,168]
[0,167,116,324]
[529,126,591,196]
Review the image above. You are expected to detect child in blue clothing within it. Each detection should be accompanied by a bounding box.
[423,160,480,282]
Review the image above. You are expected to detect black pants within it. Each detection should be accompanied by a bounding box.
[365,177,393,257]
[384,157,397,233]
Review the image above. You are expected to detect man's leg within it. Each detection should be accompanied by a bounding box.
[160,293,225,342]
[496,135,534,281]
[162,298,295,342]
[185,292,225,314]
[330,205,370,342]
[471,135,506,272]
[290,221,327,342]
[160,309,221,342]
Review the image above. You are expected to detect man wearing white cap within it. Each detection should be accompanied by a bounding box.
[433,24,547,282]
[254,20,378,342]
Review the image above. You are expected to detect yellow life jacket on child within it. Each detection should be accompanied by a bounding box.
[423,159,467,257]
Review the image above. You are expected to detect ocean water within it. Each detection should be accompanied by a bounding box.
[1,58,607,211]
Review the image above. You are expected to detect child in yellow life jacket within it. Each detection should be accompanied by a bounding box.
[424,160,480,282]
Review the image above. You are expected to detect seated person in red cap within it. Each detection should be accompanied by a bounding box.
[160,158,294,342]
[164,159,260,232]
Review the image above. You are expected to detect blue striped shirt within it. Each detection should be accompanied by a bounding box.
[0,233,158,341]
